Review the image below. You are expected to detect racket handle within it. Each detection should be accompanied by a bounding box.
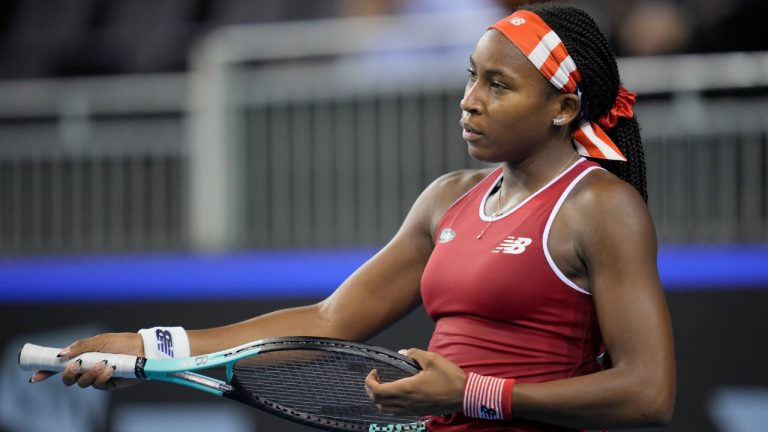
[19,343,143,379]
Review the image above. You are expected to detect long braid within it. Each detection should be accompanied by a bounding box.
[522,4,648,201]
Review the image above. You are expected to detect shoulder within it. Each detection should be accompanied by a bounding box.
[409,167,496,238]
[422,168,495,210]
[432,168,495,194]
[563,167,656,260]
[567,168,650,225]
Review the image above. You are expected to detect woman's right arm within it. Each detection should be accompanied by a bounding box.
[187,171,476,353]
[39,169,477,389]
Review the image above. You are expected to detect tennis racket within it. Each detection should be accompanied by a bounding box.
[19,336,427,432]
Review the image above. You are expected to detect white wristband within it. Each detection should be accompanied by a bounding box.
[138,326,190,359]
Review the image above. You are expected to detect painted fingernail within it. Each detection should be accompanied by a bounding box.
[72,359,82,372]
[29,375,36,383]
[111,365,117,371]
[57,347,71,357]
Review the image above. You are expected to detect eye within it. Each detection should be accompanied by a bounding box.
[490,81,509,91]
[467,68,477,81]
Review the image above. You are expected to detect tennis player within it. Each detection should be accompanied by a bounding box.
[33,4,674,430]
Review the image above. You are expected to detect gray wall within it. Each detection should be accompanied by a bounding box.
[2,289,767,432]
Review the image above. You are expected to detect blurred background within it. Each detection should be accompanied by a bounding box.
[1,0,767,431]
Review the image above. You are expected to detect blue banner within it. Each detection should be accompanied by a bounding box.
[1,246,767,303]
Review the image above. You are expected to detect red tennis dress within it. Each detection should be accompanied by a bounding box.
[421,159,605,431]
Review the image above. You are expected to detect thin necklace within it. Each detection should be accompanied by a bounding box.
[476,152,579,240]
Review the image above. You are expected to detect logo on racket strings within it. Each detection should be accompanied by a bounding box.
[320,405,376,416]
[368,422,426,432]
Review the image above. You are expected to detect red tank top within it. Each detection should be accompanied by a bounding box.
[421,159,604,432]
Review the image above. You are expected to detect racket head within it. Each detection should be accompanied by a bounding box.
[226,337,426,431]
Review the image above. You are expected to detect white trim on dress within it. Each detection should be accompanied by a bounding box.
[542,164,603,295]
[478,158,586,222]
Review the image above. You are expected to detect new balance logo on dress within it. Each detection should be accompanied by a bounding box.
[156,329,174,357]
[492,236,532,254]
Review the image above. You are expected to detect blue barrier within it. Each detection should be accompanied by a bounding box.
[1,246,767,303]
[657,245,768,290]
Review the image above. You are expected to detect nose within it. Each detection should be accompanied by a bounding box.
[460,82,482,115]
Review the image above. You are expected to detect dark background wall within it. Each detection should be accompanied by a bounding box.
[2,287,767,432]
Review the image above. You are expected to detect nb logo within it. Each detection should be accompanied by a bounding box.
[508,17,526,26]
[155,329,174,357]
[480,405,499,419]
[492,236,532,254]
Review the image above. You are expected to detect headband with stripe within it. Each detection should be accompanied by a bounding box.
[490,10,628,162]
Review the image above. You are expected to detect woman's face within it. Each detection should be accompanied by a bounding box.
[460,30,564,164]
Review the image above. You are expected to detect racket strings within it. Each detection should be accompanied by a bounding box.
[232,348,423,429]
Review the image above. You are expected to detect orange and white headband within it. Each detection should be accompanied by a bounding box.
[490,10,634,162]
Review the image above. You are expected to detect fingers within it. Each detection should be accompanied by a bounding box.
[29,370,57,383]
[365,369,380,403]
[37,332,145,391]
[366,369,408,413]
[24,332,147,393]
[76,360,109,388]
[367,348,429,404]
[398,347,430,367]
[57,336,101,360]
[61,359,83,386]
[56,332,144,365]
[365,369,398,399]
[33,362,117,391]
[365,369,391,413]
[56,345,73,359]
[60,358,110,389]
[366,368,418,405]
[92,366,117,391]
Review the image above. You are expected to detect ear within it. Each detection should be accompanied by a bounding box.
[556,93,581,125]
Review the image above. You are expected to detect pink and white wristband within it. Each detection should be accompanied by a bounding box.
[462,372,516,420]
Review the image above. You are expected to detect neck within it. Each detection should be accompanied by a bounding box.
[500,147,579,196]
[486,149,579,219]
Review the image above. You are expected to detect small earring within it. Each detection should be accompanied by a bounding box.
[553,117,567,126]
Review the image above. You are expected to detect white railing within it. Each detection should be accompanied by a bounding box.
[1,12,767,254]
[0,74,187,253]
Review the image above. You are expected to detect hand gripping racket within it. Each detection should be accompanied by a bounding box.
[19,336,426,432]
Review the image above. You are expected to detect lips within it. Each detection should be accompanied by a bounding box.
[460,121,483,141]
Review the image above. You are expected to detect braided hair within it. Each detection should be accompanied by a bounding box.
[521,3,648,201]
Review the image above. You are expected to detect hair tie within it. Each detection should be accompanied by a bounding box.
[597,84,637,129]
[490,10,627,162]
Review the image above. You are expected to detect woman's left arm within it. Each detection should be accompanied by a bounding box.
[510,175,676,428]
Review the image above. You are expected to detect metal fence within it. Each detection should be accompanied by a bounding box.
[0,75,188,254]
[0,12,767,255]
[236,81,768,248]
